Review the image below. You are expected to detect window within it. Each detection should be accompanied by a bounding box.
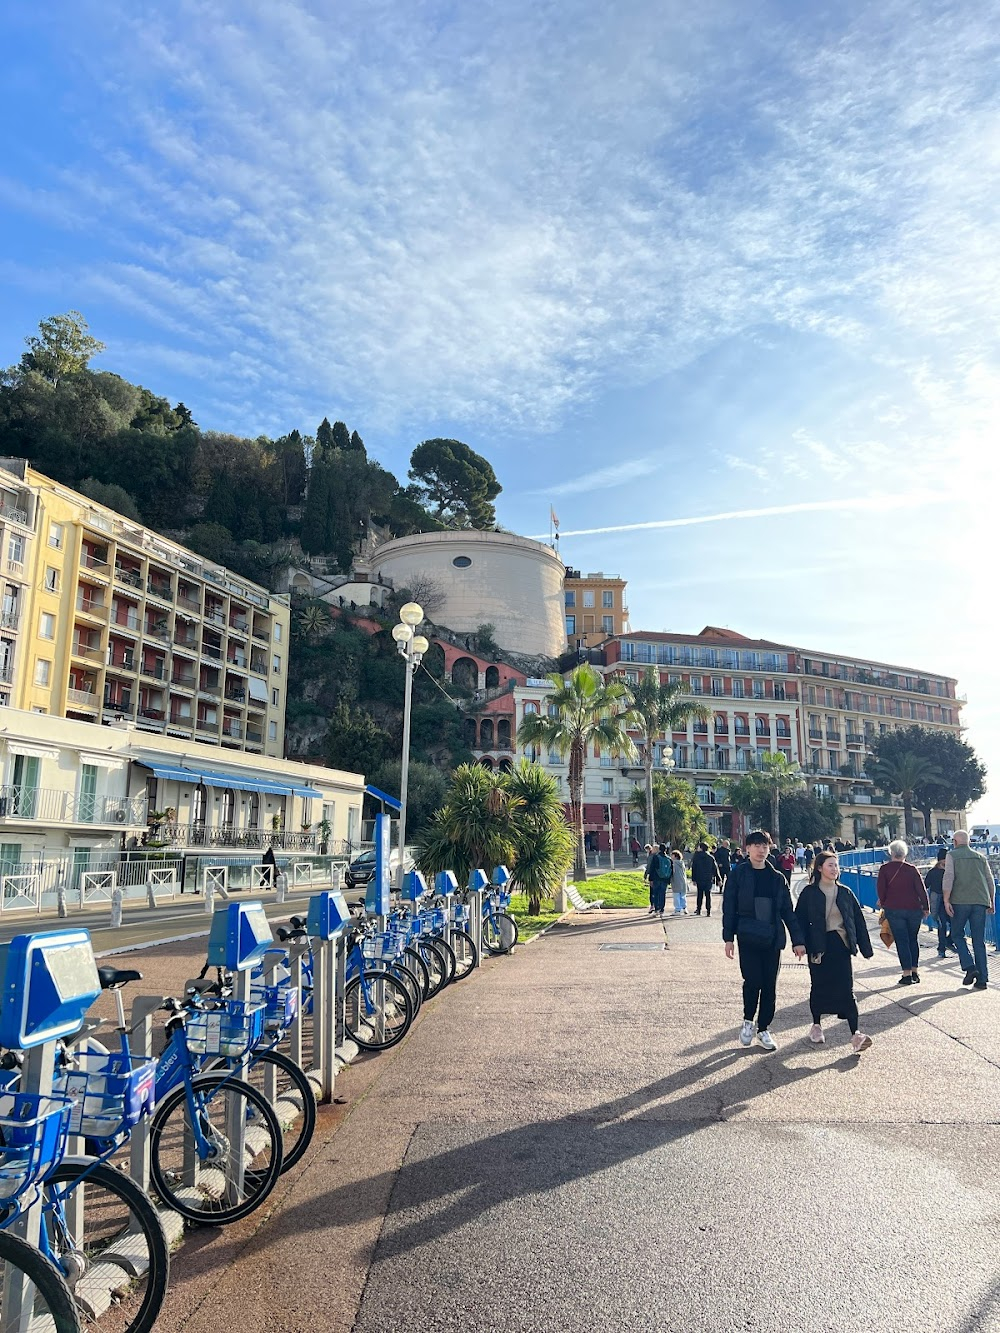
[689,677,703,694]
[34,659,51,686]
[602,616,614,633]
[602,590,614,608]
[565,615,576,635]
[274,622,282,642]
[48,523,64,550]
[732,679,744,698]
[44,567,59,593]
[272,654,281,674]
[582,590,595,608]
[193,783,207,827]
[221,789,236,827]
[248,791,260,828]
[268,721,278,741]
[8,536,24,565]
[523,702,539,715]
[452,556,472,567]
[601,778,614,796]
[78,764,98,822]
[38,612,55,640]
[271,688,279,707]
[565,591,576,607]
[548,750,560,765]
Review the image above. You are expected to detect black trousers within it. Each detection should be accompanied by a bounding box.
[695,882,714,914]
[737,942,781,1030]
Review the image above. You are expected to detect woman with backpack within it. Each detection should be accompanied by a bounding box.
[794,850,874,1053]
[645,844,669,916]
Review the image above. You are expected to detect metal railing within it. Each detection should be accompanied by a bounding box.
[114,565,143,588]
[148,823,319,851]
[67,687,99,709]
[0,610,19,631]
[0,787,149,825]
[0,503,29,526]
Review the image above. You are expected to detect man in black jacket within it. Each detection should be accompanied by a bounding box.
[722,831,805,1052]
[691,842,720,916]
[713,839,732,889]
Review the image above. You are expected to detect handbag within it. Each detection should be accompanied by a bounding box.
[879,910,895,950]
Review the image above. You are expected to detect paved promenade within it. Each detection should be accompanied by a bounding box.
[152,906,1000,1333]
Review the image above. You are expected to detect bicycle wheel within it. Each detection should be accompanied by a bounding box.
[448,927,479,980]
[482,911,518,955]
[380,961,422,1019]
[42,1159,169,1333]
[344,972,412,1052]
[432,934,457,986]
[148,1073,283,1225]
[0,1229,80,1333]
[415,940,448,998]
[403,946,431,999]
[209,1049,317,1175]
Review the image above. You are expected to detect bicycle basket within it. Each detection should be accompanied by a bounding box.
[54,1052,157,1141]
[361,936,394,963]
[252,983,299,1034]
[186,999,265,1058]
[0,1092,74,1200]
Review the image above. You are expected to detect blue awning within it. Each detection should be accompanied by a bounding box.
[141,760,319,801]
[365,784,401,811]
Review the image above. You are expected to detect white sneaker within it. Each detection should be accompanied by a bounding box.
[739,1020,755,1046]
[757,1030,777,1052]
[808,1024,825,1044]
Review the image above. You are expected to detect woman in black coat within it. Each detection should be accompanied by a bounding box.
[794,851,874,1055]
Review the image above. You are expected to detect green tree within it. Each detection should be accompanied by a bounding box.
[504,760,574,912]
[348,429,365,453]
[865,742,942,840]
[772,792,842,844]
[758,752,804,844]
[629,773,708,848]
[628,668,710,842]
[719,773,768,842]
[20,311,105,385]
[332,420,352,452]
[517,664,637,880]
[868,725,986,839]
[324,700,392,774]
[316,418,335,454]
[297,603,329,639]
[369,759,448,840]
[409,438,501,528]
[301,462,330,554]
[77,477,141,521]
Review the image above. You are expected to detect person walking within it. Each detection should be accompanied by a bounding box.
[630,835,642,868]
[691,842,720,916]
[779,843,796,886]
[943,830,996,990]
[714,838,732,890]
[876,840,930,986]
[643,844,659,914]
[794,851,874,1054]
[646,844,670,917]
[923,847,952,959]
[262,844,278,889]
[722,831,806,1052]
[669,850,689,915]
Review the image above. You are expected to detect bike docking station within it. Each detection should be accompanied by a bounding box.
[305,886,352,1101]
[205,901,272,1205]
[468,869,488,967]
[0,928,101,1321]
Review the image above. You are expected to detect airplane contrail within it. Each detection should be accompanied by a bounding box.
[530,490,937,540]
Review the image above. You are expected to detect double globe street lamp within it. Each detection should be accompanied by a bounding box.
[391,602,428,890]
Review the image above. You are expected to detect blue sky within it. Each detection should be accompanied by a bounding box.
[2,0,997,819]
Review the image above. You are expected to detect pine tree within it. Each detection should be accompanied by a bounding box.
[315,418,334,455]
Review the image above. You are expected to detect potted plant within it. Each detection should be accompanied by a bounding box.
[271,812,283,831]
[318,817,332,854]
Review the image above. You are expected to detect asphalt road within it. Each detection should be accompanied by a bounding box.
[145,904,1000,1333]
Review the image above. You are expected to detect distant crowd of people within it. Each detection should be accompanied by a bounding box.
[635,828,995,1057]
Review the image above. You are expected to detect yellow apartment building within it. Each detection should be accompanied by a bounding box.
[563,569,629,650]
[0,459,290,758]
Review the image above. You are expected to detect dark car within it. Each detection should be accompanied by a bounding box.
[344,848,414,891]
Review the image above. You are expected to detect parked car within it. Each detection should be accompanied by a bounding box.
[344,847,415,892]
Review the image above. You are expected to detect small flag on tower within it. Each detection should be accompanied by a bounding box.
[550,506,560,530]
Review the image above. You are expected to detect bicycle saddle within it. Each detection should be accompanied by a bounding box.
[184,977,218,994]
[98,966,142,990]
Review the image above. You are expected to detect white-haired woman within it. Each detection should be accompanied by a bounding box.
[876,840,930,986]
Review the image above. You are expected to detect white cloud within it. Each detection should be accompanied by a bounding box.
[541,457,661,498]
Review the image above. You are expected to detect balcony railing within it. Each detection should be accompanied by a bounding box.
[146,581,173,601]
[252,628,269,642]
[72,644,104,662]
[67,688,99,710]
[205,610,226,627]
[81,552,110,573]
[224,688,246,704]
[168,714,193,727]
[103,695,133,713]
[0,786,73,821]
[76,794,146,825]
[76,597,106,616]
[0,611,19,631]
[138,706,165,721]
[229,619,249,635]
[114,565,143,589]
[0,504,29,526]
[6,559,25,579]
[177,593,201,612]
[196,718,218,733]
[222,721,243,739]
[174,634,198,649]
[144,624,171,641]
[112,613,141,633]
[140,661,166,680]
[202,644,223,660]
[148,824,317,851]
[0,665,13,685]
[171,673,196,689]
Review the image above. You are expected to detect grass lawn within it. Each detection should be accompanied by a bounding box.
[572,871,649,908]
[507,893,563,940]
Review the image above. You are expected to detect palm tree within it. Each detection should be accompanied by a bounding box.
[628,773,708,849]
[504,760,574,912]
[758,752,804,844]
[868,752,941,840]
[297,603,329,639]
[517,664,638,881]
[629,668,710,845]
[719,773,766,845]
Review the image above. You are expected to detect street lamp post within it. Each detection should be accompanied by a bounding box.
[391,601,428,891]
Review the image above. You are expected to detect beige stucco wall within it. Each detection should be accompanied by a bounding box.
[366,531,565,656]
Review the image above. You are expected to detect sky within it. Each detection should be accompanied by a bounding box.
[1,0,997,820]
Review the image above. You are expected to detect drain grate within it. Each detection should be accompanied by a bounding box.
[598,942,667,951]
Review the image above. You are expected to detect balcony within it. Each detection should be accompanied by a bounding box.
[196,718,219,735]
[71,642,104,663]
[111,613,141,635]
[808,728,823,740]
[249,656,268,676]
[81,551,110,576]
[6,558,25,580]
[0,786,73,822]
[144,623,171,642]
[222,720,243,739]
[173,632,198,650]
[202,643,223,661]
[146,581,173,602]
[106,655,136,673]
[67,688,99,712]
[0,610,19,632]
[246,728,264,747]
[170,673,196,690]
[199,683,221,700]
[225,688,247,704]
[826,730,842,742]
[229,619,249,636]
[176,591,201,613]
[227,655,248,671]
[138,706,165,721]
[0,503,29,526]
[845,732,864,745]
[75,596,106,619]
[205,609,227,627]
[103,693,133,714]
[168,713,193,728]
[252,627,270,642]
[114,564,143,590]
[0,665,13,685]
[140,660,166,681]
[76,794,147,825]
[149,823,317,852]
